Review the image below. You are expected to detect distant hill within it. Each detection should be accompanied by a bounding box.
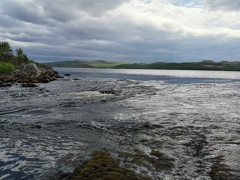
[45,60,240,71]
[45,60,130,68]
[115,61,240,71]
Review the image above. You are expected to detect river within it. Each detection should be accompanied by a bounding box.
[0,68,240,179]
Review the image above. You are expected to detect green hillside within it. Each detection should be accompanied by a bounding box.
[45,60,240,71]
[45,60,130,68]
[114,61,240,71]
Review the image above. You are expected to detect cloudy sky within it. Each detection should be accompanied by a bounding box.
[0,0,239,63]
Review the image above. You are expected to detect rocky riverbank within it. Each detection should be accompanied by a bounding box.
[0,63,61,87]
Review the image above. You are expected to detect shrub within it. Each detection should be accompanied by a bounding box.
[0,62,15,73]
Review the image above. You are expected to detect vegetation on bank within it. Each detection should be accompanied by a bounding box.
[0,62,15,73]
[46,60,240,71]
[0,41,36,73]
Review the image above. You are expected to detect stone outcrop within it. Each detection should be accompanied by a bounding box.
[0,63,61,87]
[19,63,39,75]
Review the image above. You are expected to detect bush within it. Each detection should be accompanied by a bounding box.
[0,62,15,73]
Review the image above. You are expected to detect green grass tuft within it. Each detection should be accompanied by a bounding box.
[0,62,15,73]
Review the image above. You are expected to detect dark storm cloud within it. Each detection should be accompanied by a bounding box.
[0,0,50,25]
[0,0,239,62]
[24,32,240,63]
[0,0,129,23]
[39,0,130,21]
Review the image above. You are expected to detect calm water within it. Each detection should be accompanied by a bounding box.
[0,68,240,180]
[55,67,240,84]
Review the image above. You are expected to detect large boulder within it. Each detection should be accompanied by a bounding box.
[20,63,39,75]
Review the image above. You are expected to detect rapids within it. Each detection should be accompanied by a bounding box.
[0,74,240,179]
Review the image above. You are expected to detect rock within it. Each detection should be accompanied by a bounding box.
[38,64,53,72]
[69,151,146,180]
[0,63,60,88]
[99,89,116,94]
[31,125,42,129]
[64,73,70,76]
[0,82,12,87]
[101,99,107,103]
[20,63,39,75]
[21,82,38,87]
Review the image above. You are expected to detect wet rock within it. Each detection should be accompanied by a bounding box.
[31,124,42,129]
[99,89,116,94]
[21,83,38,88]
[49,171,72,180]
[0,63,60,87]
[70,150,148,180]
[209,162,231,180]
[64,73,70,76]
[0,81,12,87]
[101,99,107,103]
[37,76,51,83]
[184,134,207,157]
[119,150,174,172]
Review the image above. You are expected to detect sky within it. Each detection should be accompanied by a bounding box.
[0,0,240,63]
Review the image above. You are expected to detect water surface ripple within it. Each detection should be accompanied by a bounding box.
[0,72,240,180]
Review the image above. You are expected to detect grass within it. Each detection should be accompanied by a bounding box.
[0,62,15,73]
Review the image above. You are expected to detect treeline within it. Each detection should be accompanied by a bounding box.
[0,41,37,73]
[46,59,240,71]
[0,41,35,66]
[114,61,240,71]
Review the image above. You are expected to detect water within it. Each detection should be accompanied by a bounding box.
[55,67,240,84]
[0,68,240,180]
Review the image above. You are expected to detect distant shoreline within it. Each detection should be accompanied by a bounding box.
[53,66,240,72]
[45,60,240,72]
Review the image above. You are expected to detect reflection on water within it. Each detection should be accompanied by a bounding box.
[0,70,240,179]
[55,67,240,82]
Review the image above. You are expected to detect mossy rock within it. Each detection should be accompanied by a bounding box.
[209,162,231,180]
[71,151,148,180]
[119,150,174,171]
[150,150,163,157]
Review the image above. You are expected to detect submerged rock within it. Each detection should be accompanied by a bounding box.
[209,162,231,180]
[119,150,174,172]
[70,150,149,180]
[99,89,116,94]
[21,82,38,88]
[31,124,42,129]
[0,81,12,87]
